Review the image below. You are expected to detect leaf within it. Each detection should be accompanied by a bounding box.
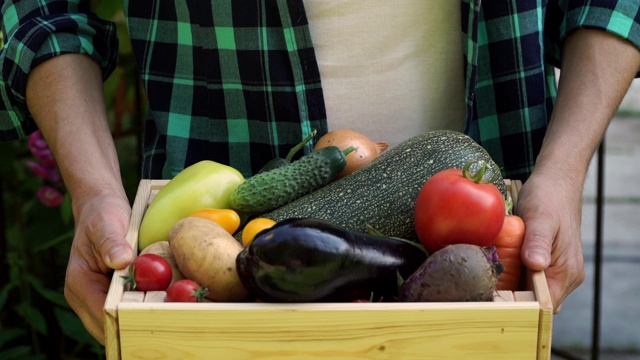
[6,253,24,283]
[14,303,48,336]
[0,345,32,359]
[53,308,100,346]
[91,0,123,19]
[60,193,73,225]
[0,328,26,348]
[0,281,17,310]
[25,275,69,308]
[32,230,74,253]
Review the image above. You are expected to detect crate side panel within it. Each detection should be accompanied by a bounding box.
[104,179,153,360]
[528,270,553,360]
[118,307,540,359]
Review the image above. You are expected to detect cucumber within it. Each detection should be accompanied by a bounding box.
[257,130,317,174]
[230,146,354,213]
[255,130,506,241]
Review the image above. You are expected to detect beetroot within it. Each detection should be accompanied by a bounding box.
[399,244,503,302]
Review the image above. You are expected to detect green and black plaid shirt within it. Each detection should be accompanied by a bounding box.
[2,1,639,180]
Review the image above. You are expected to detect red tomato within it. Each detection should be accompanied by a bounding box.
[124,253,172,291]
[414,164,505,253]
[165,279,209,302]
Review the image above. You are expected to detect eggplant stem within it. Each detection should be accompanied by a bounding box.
[365,224,429,255]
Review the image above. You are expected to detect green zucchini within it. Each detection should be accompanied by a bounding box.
[230,145,355,213]
[255,130,506,242]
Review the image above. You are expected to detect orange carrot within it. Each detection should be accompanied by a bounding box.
[494,214,526,291]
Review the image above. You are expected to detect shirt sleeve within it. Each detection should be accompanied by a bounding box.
[0,0,119,141]
[546,0,640,73]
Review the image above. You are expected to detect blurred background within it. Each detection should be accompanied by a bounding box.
[0,2,142,359]
[551,80,640,360]
[0,2,638,359]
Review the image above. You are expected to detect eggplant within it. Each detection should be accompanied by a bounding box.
[235,218,428,302]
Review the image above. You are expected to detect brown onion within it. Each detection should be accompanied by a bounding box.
[314,129,388,178]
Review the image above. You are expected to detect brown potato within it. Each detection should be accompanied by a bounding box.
[168,217,249,302]
[139,240,184,284]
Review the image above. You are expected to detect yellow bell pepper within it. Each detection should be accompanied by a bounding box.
[138,160,245,250]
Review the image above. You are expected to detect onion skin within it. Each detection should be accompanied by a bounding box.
[314,129,388,178]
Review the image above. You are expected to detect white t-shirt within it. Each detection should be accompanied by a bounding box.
[304,0,466,148]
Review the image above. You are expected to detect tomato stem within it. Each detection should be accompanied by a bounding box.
[121,265,137,290]
[462,160,499,184]
[504,195,513,215]
[192,284,210,302]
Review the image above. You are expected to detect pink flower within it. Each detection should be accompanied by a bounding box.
[36,186,64,207]
[28,131,57,168]
[25,130,61,183]
[28,131,47,152]
[26,160,61,183]
[34,148,57,168]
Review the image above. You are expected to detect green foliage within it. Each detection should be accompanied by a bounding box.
[0,140,102,359]
[0,1,143,358]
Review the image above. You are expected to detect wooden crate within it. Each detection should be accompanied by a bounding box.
[104,179,553,359]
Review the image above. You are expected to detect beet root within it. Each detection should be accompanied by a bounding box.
[399,244,503,302]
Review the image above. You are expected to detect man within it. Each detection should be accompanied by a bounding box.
[2,0,639,344]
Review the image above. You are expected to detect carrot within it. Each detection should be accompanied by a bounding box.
[494,212,526,291]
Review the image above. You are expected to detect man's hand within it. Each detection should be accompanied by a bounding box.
[26,53,135,344]
[515,28,640,312]
[516,170,585,312]
[64,192,134,344]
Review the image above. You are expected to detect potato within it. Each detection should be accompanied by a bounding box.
[139,241,184,284]
[168,217,249,302]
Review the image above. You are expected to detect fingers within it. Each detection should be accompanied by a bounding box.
[85,200,134,270]
[66,195,134,344]
[65,257,111,345]
[544,260,585,314]
[515,174,585,313]
[94,219,135,269]
[520,217,554,271]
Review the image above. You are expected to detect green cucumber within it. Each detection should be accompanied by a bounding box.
[230,146,355,213]
[257,130,317,174]
[255,130,506,241]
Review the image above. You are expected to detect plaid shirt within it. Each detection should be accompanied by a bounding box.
[2,1,639,180]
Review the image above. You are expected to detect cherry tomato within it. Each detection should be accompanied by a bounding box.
[165,279,209,302]
[414,162,505,253]
[189,208,241,234]
[241,218,277,247]
[123,253,173,291]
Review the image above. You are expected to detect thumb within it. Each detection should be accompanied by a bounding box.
[520,218,554,271]
[94,219,135,269]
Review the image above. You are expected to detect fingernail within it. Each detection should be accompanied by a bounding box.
[525,248,550,266]
[106,246,131,266]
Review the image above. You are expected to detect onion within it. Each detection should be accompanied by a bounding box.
[313,129,389,178]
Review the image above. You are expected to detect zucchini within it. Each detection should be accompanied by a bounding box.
[230,146,355,213]
[236,218,428,302]
[256,130,506,241]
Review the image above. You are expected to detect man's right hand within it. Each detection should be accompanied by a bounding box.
[64,191,134,344]
[24,53,136,345]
